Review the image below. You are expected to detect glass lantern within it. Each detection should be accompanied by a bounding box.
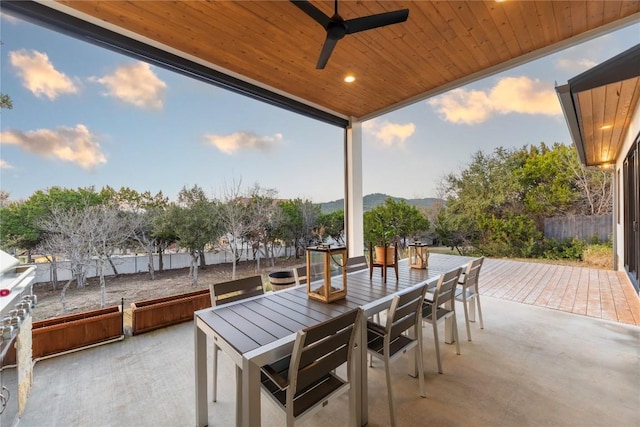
[305,245,348,303]
[408,242,429,269]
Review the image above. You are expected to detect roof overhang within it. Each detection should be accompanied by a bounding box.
[2,1,640,130]
[556,44,640,168]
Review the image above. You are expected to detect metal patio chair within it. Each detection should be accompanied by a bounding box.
[260,308,362,427]
[366,283,429,427]
[422,267,463,374]
[209,275,264,402]
[456,257,485,341]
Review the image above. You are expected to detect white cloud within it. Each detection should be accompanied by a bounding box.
[428,76,561,124]
[427,89,493,125]
[363,119,415,147]
[0,159,14,169]
[91,62,166,110]
[489,77,562,115]
[556,58,598,73]
[0,124,107,169]
[9,49,78,100]
[204,131,283,155]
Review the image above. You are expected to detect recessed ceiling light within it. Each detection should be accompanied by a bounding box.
[344,75,356,83]
[600,124,613,130]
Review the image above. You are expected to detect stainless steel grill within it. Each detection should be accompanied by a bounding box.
[0,250,36,427]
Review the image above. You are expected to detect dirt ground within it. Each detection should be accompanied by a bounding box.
[31,257,305,323]
[31,248,612,323]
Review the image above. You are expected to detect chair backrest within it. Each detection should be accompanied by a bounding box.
[345,255,368,273]
[461,257,484,290]
[289,308,362,395]
[385,284,429,345]
[292,266,307,285]
[293,265,327,285]
[432,268,463,308]
[209,275,264,307]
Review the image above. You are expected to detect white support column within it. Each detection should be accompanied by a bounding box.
[345,120,364,257]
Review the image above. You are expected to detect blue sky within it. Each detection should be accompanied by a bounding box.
[1,12,638,204]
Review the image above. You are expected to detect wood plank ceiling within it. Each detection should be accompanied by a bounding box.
[575,76,640,166]
[52,1,640,122]
[557,45,640,167]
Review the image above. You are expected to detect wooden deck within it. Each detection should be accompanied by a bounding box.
[480,258,640,326]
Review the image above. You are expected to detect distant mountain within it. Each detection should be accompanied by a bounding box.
[320,193,442,213]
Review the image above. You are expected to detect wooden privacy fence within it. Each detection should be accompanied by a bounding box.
[544,215,612,242]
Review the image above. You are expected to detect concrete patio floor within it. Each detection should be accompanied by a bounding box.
[17,259,640,427]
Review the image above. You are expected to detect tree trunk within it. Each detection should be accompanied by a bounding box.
[158,247,164,272]
[231,247,237,280]
[107,254,119,277]
[147,242,155,280]
[199,251,206,269]
[46,255,59,291]
[76,269,87,289]
[191,252,199,286]
[98,257,106,308]
[60,278,74,312]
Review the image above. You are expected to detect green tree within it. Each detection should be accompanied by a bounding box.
[435,142,611,258]
[168,185,219,285]
[245,184,281,269]
[276,199,319,258]
[317,209,345,244]
[516,143,578,228]
[276,200,302,257]
[0,187,105,262]
[102,186,169,279]
[364,198,429,248]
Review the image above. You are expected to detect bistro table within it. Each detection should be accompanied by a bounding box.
[195,253,473,427]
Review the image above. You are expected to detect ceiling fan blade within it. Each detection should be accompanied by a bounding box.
[345,9,409,34]
[291,0,331,29]
[316,36,339,69]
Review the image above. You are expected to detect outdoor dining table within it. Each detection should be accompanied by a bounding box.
[194,253,474,427]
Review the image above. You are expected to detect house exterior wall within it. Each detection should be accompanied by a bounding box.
[614,96,640,271]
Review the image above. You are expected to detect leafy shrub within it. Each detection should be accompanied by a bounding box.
[588,233,601,245]
[475,214,541,258]
[540,237,585,260]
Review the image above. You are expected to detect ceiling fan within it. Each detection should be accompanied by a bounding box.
[291,0,409,69]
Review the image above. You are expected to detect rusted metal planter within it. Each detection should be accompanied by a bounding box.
[32,305,123,359]
[130,289,210,335]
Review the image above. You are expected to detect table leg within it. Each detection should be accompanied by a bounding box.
[355,314,366,426]
[242,357,261,427]
[235,365,242,426]
[195,324,208,427]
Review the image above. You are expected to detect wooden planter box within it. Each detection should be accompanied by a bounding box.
[130,289,211,335]
[32,306,123,359]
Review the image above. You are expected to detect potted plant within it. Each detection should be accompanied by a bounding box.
[364,209,397,264]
